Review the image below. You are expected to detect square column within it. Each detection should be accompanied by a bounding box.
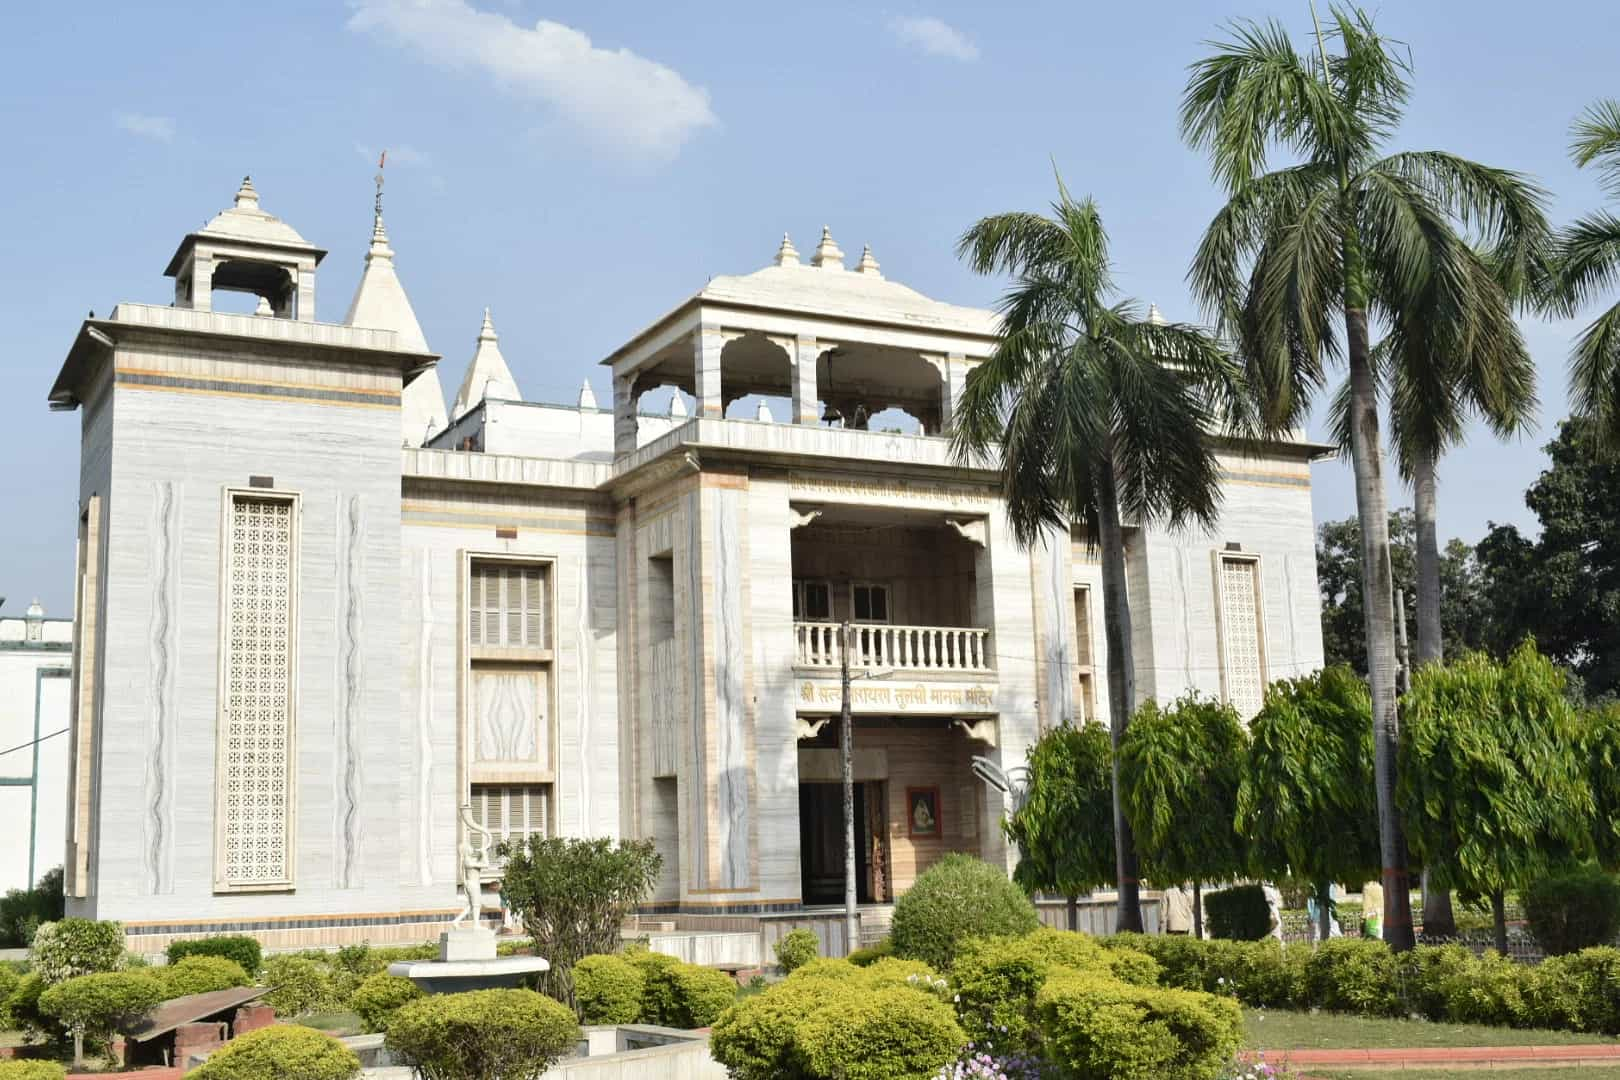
[695,324,724,419]
[793,336,821,425]
[613,374,638,457]
[939,353,967,434]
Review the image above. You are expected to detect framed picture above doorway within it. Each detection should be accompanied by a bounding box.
[906,786,941,838]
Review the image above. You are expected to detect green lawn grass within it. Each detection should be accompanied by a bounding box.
[1243,1009,1618,1050]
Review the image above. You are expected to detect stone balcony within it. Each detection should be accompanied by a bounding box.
[793,621,993,675]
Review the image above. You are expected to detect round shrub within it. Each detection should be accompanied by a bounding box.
[626,951,736,1028]
[775,929,820,973]
[711,975,852,1080]
[385,989,580,1080]
[8,972,52,1042]
[951,929,1133,1054]
[351,973,423,1034]
[574,954,644,1025]
[188,1024,361,1080]
[163,956,251,998]
[1036,969,1242,1080]
[1302,939,1400,1016]
[28,919,125,984]
[0,1063,67,1080]
[167,935,263,977]
[1435,950,1530,1027]
[890,854,1038,970]
[794,985,964,1080]
[1202,885,1272,941]
[846,937,893,967]
[1525,867,1620,957]
[38,970,164,1057]
[261,955,338,1018]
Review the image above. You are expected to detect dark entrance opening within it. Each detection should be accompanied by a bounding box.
[799,782,878,905]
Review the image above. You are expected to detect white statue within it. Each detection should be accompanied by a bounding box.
[454,802,494,928]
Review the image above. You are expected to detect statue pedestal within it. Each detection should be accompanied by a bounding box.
[439,926,497,962]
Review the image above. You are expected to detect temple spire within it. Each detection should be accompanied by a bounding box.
[453,307,523,416]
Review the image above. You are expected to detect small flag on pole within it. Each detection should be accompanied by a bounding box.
[379,150,387,170]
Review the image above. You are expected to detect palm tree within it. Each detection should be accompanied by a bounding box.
[1182,6,1547,949]
[1556,100,1620,445]
[1328,245,1540,936]
[953,185,1253,933]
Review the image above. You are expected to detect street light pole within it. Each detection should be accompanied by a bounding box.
[841,619,857,956]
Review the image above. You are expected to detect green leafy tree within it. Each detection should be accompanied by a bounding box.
[952,187,1253,932]
[1400,643,1595,951]
[1118,693,1248,937]
[1183,5,1547,949]
[1586,703,1620,870]
[1237,667,1380,942]
[496,837,660,1013]
[1553,99,1620,446]
[1475,418,1620,698]
[1003,722,1119,929]
[38,971,164,1068]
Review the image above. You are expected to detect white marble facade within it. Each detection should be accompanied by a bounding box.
[48,185,1326,949]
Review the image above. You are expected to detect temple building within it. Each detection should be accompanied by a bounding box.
[47,179,1326,954]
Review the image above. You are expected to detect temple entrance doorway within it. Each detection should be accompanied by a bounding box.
[799,781,889,905]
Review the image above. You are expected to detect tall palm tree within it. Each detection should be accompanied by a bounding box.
[953,185,1253,933]
[1556,99,1620,445]
[1328,245,1540,936]
[1182,6,1547,949]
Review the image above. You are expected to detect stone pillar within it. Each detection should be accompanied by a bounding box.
[613,374,638,457]
[295,259,317,322]
[938,353,967,434]
[190,255,214,312]
[793,336,821,425]
[695,324,724,419]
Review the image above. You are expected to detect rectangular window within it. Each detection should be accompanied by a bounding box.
[852,583,890,623]
[1217,555,1266,720]
[469,560,548,650]
[793,579,832,621]
[216,491,299,891]
[470,783,550,863]
[1072,586,1097,724]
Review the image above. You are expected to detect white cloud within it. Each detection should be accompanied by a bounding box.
[116,113,177,142]
[347,0,716,162]
[888,15,980,62]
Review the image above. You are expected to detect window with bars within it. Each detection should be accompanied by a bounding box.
[469,560,548,650]
[217,491,298,891]
[1217,555,1266,720]
[470,784,550,863]
[1072,586,1097,723]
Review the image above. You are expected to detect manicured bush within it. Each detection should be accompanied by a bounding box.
[351,973,423,1034]
[0,964,20,1029]
[709,959,960,1080]
[385,988,581,1080]
[890,854,1039,971]
[162,955,251,998]
[1302,939,1401,1017]
[951,929,1115,1053]
[1525,867,1620,956]
[1203,886,1272,941]
[625,950,736,1028]
[573,954,644,1024]
[1438,950,1529,1027]
[0,868,64,949]
[39,970,165,1064]
[167,935,263,977]
[1395,944,1475,1021]
[28,919,125,984]
[1037,969,1242,1080]
[261,955,338,1018]
[846,937,894,967]
[1525,947,1620,1033]
[0,1062,67,1080]
[7,972,53,1042]
[775,929,820,973]
[794,985,964,1080]
[187,1024,361,1080]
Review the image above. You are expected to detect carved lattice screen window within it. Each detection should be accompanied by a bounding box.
[1217,555,1266,721]
[216,492,298,891]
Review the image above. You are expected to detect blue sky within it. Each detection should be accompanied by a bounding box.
[2,0,1617,614]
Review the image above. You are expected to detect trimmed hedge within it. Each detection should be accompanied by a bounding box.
[1525,867,1620,956]
[168,935,263,977]
[890,854,1039,970]
[624,950,736,1028]
[0,1063,67,1080]
[187,1025,361,1080]
[1203,886,1272,942]
[1037,969,1242,1080]
[846,938,894,967]
[775,929,819,974]
[261,956,338,1018]
[351,973,423,1034]
[28,920,125,985]
[385,989,580,1080]
[163,956,251,998]
[574,954,644,1024]
[709,958,963,1080]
